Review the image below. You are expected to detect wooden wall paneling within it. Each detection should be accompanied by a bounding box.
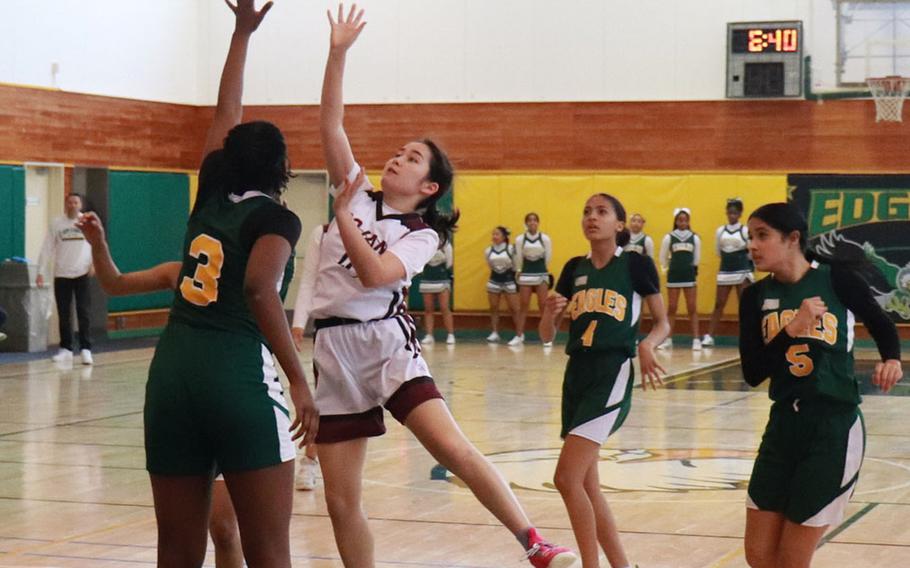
[0,85,206,170]
[2,84,907,174]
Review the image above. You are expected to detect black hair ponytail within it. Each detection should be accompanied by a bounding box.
[495,225,511,246]
[423,205,460,246]
[222,121,290,198]
[726,197,744,214]
[417,138,460,245]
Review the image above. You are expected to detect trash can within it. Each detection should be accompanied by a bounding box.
[0,261,50,352]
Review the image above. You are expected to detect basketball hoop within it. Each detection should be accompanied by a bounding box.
[866,76,910,123]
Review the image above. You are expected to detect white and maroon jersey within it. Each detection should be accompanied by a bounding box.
[310,163,439,322]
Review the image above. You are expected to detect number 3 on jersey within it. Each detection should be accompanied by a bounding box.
[786,343,813,378]
[179,234,224,306]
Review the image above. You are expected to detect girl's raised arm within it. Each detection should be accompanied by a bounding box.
[321,4,366,187]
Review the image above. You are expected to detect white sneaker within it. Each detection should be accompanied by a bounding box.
[486,331,500,343]
[692,339,703,351]
[420,334,435,345]
[0,332,6,342]
[446,334,456,345]
[701,334,714,347]
[51,349,73,363]
[657,338,672,350]
[295,457,319,491]
[507,334,524,346]
[80,349,94,365]
[542,341,553,348]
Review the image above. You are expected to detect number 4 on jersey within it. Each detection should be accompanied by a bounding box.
[179,234,224,306]
[581,320,598,348]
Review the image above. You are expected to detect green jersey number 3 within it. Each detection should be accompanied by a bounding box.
[179,234,224,306]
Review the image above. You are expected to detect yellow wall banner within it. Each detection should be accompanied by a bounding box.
[453,173,787,313]
[188,173,198,211]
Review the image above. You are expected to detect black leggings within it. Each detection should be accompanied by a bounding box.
[54,276,92,351]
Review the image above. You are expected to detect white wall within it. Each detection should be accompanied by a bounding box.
[0,0,202,104]
[2,0,841,105]
[200,0,839,104]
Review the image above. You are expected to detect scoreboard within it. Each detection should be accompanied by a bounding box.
[726,21,803,98]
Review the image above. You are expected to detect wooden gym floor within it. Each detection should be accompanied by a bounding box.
[0,340,907,567]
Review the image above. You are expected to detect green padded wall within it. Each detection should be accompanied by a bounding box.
[0,166,25,261]
[107,171,189,312]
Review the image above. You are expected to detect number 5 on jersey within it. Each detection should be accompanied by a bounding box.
[180,234,224,306]
[786,343,813,378]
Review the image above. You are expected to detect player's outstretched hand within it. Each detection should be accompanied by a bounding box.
[332,167,366,217]
[289,380,319,447]
[872,359,903,394]
[638,340,666,391]
[328,3,366,52]
[225,0,274,35]
[75,212,106,248]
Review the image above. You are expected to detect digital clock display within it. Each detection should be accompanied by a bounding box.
[731,28,799,53]
[727,22,803,98]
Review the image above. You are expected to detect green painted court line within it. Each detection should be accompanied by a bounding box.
[818,502,878,548]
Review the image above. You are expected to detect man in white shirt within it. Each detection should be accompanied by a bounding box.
[37,193,94,364]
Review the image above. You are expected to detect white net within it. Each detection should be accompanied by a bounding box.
[866,76,910,122]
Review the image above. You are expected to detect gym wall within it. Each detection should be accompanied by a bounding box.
[3,84,906,173]
[4,1,839,105]
[1,86,904,321]
[106,171,189,312]
[453,173,786,313]
[0,165,26,260]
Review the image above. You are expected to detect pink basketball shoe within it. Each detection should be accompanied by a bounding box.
[524,527,577,568]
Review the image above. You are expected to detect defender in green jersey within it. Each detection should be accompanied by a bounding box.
[150,155,303,475]
[77,4,318,566]
[540,193,670,568]
[739,202,902,568]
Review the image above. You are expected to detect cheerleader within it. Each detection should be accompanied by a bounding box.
[514,212,553,346]
[624,213,654,257]
[419,240,455,345]
[485,226,520,343]
[703,198,753,347]
[659,208,702,350]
